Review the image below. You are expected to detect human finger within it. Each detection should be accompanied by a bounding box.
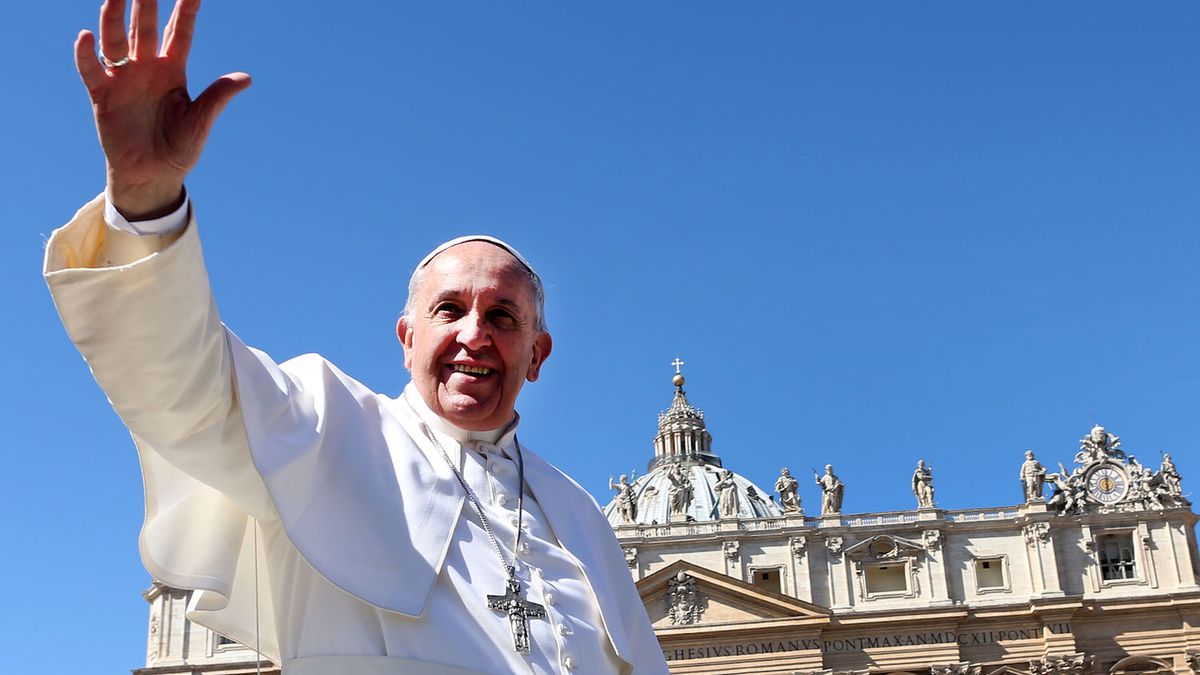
[98,0,130,62]
[74,31,107,98]
[161,0,198,60]
[191,72,252,133]
[129,0,159,60]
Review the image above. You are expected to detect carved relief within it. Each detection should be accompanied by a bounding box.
[723,539,740,561]
[1045,424,1189,516]
[665,571,707,625]
[623,546,637,569]
[1185,651,1200,673]
[790,536,808,558]
[1029,653,1093,675]
[931,662,980,675]
[923,529,943,551]
[1023,521,1051,546]
[826,536,844,556]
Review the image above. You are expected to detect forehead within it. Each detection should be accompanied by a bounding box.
[418,241,535,300]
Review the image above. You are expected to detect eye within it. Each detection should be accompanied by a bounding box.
[432,301,464,319]
[487,308,519,329]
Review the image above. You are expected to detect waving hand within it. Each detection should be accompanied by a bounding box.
[74,0,251,219]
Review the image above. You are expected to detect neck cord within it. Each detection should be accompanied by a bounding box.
[413,416,526,582]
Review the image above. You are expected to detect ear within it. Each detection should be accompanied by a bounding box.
[525,331,553,382]
[397,316,415,370]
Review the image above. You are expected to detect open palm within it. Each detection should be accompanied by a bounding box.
[75,0,250,219]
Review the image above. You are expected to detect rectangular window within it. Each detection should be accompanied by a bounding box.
[751,568,781,594]
[975,557,1005,590]
[864,564,908,595]
[1097,533,1137,581]
[215,633,238,648]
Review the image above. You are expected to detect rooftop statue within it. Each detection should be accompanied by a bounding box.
[714,469,740,518]
[1020,450,1047,502]
[814,464,845,515]
[912,459,935,509]
[775,467,802,514]
[1076,424,1126,463]
[609,474,637,524]
[666,464,694,521]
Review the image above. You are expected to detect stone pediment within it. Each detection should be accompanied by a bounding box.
[637,560,831,629]
[844,534,926,562]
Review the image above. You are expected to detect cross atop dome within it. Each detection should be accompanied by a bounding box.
[671,357,686,389]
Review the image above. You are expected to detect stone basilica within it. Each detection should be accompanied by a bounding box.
[134,371,1199,675]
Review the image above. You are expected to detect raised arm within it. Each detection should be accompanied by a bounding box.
[74,0,250,220]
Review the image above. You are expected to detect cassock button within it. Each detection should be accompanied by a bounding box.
[496,493,510,506]
[558,622,573,637]
[544,591,556,606]
[509,515,520,527]
[519,541,531,555]
[564,655,577,671]
[490,462,509,476]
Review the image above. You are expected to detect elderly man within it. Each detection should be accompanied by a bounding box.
[45,1,666,674]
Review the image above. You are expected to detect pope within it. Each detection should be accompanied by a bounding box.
[45,1,667,674]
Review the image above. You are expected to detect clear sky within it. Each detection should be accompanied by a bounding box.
[3,1,1198,671]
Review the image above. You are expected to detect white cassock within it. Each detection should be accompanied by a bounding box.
[44,195,668,675]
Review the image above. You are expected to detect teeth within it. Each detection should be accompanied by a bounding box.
[452,364,493,375]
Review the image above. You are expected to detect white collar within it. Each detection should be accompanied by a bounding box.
[401,383,518,448]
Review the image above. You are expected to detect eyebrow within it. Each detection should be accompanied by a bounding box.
[427,291,526,314]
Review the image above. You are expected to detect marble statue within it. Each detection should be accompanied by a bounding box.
[1160,454,1183,497]
[714,469,740,518]
[608,474,637,524]
[1076,424,1125,464]
[912,459,935,508]
[775,467,802,513]
[814,464,844,515]
[666,464,694,520]
[1020,450,1047,502]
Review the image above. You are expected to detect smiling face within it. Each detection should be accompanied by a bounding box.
[398,241,552,431]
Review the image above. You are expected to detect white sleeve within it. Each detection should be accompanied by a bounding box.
[104,185,191,236]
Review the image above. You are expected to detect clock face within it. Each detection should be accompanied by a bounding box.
[1086,466,1128,504]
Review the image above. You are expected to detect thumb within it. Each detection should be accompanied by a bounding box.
[192,72,253,131]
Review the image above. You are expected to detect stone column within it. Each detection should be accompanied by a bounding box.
[922,529,953,606]
[825,535,852,610]
[1024,520,1064,597]
[1034,609,1078,657]
[790,535,814,603]
[1166,518,1200,590]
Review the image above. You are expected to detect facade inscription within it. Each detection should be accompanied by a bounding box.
[662,624,1072,662]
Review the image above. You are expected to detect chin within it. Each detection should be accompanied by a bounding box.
[440,395,500,428]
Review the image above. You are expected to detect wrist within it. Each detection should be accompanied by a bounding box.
[106,174,186,221]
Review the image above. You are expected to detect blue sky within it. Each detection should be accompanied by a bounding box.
[3,2,1199,671]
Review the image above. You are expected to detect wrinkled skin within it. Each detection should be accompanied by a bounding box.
[397,242,552,431]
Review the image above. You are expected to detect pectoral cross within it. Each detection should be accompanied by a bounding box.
[487,578,546,654]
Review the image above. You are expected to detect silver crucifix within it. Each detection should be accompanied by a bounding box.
[487,577,546,654]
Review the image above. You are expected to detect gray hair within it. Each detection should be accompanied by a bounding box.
[402,255,548,333]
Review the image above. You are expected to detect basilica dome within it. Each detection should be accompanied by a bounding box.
[602,370,784,526]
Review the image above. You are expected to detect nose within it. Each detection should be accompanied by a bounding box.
[456,311,492,351]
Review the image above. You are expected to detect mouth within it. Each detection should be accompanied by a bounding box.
[449,363,495,376]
